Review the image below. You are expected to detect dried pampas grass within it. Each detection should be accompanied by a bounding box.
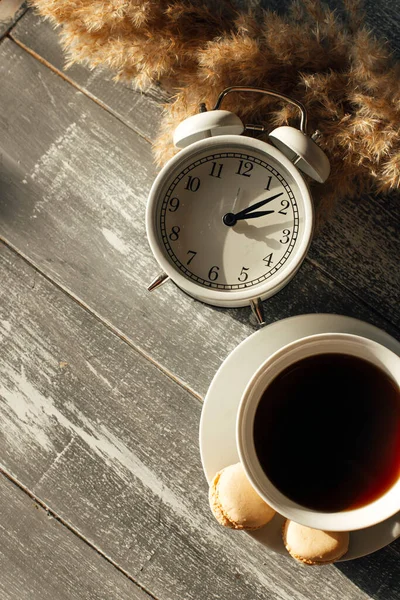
[30,0,400,222]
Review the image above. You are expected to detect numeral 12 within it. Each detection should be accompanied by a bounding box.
[236,160,253,177]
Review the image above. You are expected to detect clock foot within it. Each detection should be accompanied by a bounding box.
[250,298,265,326]
[148,272,169,292]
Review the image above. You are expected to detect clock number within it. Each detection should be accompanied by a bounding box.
[264,176,272,190]
[238,266,249,282]
[263,253,273,267]
[168,197,180,212]
[186,250,197,265]
[169,226,180,241]
[236,160,253,177]
[184,176,200,192]
[278,199,290,215]
[208,265,220,281]
[280,229,291,244]
[209,162,223,178]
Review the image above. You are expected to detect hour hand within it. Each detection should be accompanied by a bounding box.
[223,191,284,226]
[238,210,275,219]
[240,191,283,216]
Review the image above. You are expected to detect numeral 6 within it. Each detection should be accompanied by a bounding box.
[208,265,220,281]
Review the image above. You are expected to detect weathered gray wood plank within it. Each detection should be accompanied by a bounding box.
[9,11,400,329]
[0,1,27,39]
[10,10,167,143]
[309,191,400,326]
[0,474,152,600]
[362,0,400,57]
[1,241,396,600]
[337,544,400,600]
[0,37,398,400]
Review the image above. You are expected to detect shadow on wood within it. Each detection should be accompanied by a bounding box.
[336,540,400,600]
[0,1,27,38]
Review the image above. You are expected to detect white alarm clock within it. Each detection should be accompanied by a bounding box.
[146,86,330,324]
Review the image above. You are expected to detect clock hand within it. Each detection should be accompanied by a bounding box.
[236,210,275,220]
[223,209,274,226]
[223,191,283,227]
[239,191,284,216]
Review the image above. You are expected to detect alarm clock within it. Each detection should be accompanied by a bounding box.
[146,86,330,324]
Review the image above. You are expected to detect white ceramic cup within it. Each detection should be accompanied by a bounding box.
[236,333,400,531]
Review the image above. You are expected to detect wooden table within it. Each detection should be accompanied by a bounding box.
[0,4,399,599]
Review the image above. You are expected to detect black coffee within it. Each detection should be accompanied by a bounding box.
[253,353,400,512]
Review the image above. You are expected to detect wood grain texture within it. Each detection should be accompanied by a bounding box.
[2,241,398,600]
[362,0,400,57]
[0,474,152,600]
[0,38,398,400]
[10,10,167,143]
[337,545,400,600]
[0,1,27,38]
[1,4,399,600]
[9,11,400,330]
[309,191,400,326]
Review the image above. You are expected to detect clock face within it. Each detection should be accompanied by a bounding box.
[147,136,313,306]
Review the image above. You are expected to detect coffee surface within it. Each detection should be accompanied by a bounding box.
[253,353,400,511]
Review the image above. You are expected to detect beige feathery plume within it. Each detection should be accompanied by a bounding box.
[30,0,400,221]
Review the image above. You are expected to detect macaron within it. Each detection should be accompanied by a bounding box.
[282,520,349,565]
[209,462,276,530]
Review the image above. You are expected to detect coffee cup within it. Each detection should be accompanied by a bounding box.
[236,333,400,531]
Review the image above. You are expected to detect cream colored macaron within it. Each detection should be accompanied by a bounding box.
[209,462,276,530]
[283,520,349,565]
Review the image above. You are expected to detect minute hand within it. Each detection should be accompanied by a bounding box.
[238,191,283,217]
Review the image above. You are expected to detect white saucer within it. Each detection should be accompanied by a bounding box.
[199,314,400,561]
